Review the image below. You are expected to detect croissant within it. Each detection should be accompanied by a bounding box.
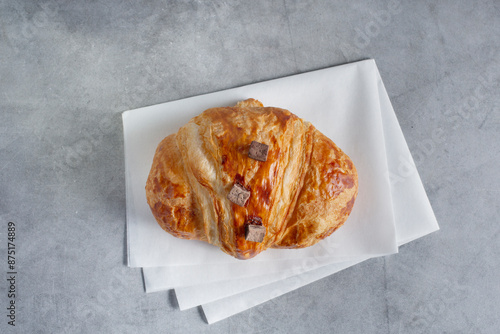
[145,99,358,260]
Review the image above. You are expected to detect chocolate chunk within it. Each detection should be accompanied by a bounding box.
[227,183,250,207]
[245,224,266,243]
[248,141,269,162]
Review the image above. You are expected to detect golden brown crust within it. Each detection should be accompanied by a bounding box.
[145,99,358,259]
[146,134,206,241]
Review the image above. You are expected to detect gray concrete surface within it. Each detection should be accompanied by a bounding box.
[0,1,499,333]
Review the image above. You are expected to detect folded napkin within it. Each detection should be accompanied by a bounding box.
[122,59,438,323]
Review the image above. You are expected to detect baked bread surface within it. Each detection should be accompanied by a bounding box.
[146,99,358,259]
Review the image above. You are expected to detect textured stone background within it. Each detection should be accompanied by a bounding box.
[0,1,499,333]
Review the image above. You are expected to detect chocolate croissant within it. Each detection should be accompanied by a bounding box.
[145,99,358,260]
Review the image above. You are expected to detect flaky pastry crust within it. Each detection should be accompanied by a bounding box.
[146,99,358,259]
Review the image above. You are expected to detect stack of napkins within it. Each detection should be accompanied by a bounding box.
[122,59,439,324]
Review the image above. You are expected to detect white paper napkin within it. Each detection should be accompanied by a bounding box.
[123,59,398,270]
[199,63,439,323]
[123,59,439,324]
